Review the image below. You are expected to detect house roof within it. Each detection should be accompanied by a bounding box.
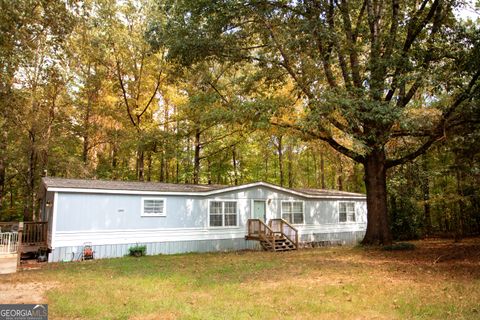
[42,177,226,193]
[293,188,366,198]
[41,177,366,199]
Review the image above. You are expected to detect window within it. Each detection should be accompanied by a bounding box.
[141,198,166,217]
[224,201,237,226]
[281,201,304,224]
[210,201,223,226]
[339,202,355,222]
[209,201,238,227]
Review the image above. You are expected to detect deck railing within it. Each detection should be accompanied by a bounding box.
[22,222,48,245]
[247,218,299,250]
[0,222,19,233]
[268,219,299,249]
[246,219,276,248]
[0,232,19,254]
[0,221,48,255]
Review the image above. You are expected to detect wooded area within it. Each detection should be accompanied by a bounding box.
[0,0,479,243]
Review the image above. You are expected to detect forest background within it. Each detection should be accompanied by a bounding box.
[1,0,479,241]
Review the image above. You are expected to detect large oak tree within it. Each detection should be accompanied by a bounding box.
[159,0,480,244]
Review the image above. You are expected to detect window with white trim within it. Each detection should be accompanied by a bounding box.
[141,198,166,217]
[339,202,355,222]
[209,201,238,227]
[281,201,304,224]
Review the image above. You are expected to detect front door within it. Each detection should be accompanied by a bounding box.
[253,200,266,221]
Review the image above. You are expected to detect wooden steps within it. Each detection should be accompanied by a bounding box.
[260,237,296,251]
[246,219,298,252]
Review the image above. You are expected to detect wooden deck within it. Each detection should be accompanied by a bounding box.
[0,221,48,254]
[22,222,48,253]
[246,218,299,251]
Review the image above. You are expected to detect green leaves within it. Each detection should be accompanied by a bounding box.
[159,0,479,165]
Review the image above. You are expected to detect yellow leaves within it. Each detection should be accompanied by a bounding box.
[269,79,306,125]
[404,106,442,125]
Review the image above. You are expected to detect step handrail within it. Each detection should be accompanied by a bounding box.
[247,219,276,249]
[268,218,299,250]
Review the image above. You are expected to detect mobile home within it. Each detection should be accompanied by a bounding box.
[38,177,367,262]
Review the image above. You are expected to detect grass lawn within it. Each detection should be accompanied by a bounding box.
[2,238,480,319]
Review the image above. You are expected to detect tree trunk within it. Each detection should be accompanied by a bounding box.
[455,167,465,240]
[146,152,152,182]
[473,196,480,234]
[232,146,238,185]
[311,150,317,187]
[287,144,293,188]
[174,104,180,184]
[362,148,392,245]
[159,151,165,182]
[0,130,6,211]
[422,155,432,236]
[111,140,118,178]
[264,151,268,181]
[277,135,284,187]
[320,152,326,189]
[176,158,179,184]
[164,155,169,182]
[337,154,344,191]
[185,136,191,184]
[0,160,4,212]
[137,149,144,181]
[82,96,91,165]
[193,126,201,184]
[25,132,36,221]
[207,160,212,185]
[164,97,169,183]
[9,182,13,208]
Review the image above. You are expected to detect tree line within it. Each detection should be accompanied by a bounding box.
[0,0,479,243]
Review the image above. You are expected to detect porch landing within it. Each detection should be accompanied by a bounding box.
[0,253,17,274]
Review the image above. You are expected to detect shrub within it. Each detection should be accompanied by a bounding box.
[128,245,147,257]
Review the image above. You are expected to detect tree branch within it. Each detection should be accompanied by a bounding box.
[336,0,364,88]
[115,58,137,128]
[199,129,244,147]
[385,0,440,102]
[135,50,146,103]
[387,69,480,168]
[263,20,314,99]
[390,129,433,138]
[309,0,338,88]
[403,0,440,52]
[382,0,399,61]
[207,81,229,105]
[137,70,163,120]
[199,140,243,161]
[395,2,444,107]
[271,120,366,163]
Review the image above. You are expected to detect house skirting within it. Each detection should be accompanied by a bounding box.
[47,230,365,262]
[48,238,260,262]
[300,231,366,245]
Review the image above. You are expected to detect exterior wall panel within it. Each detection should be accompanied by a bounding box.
[45,191,55,247]
[54,187,367,233]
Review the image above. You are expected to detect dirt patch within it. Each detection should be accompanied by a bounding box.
[378,237,480,263]
[356,237,480,279]
[0,281,56,304]
[20,259,48,270]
